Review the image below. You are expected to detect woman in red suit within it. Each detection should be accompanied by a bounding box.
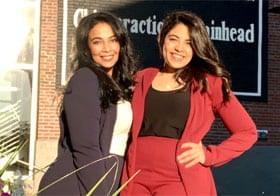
[121,10,257,196]
[38,12,137,195]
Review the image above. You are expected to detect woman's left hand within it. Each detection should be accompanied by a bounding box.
[177,141,205,168]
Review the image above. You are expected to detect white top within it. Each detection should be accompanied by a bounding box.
[109,100,132,156]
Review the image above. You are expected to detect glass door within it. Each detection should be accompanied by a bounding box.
[0,0,40,183]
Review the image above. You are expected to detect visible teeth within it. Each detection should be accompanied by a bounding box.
[103,56,112,60]
[173,54,183,59]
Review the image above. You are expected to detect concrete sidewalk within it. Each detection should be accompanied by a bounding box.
[212,146,280,196]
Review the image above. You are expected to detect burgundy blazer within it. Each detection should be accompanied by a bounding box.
[121,67,257,196]
[39,67,120,195]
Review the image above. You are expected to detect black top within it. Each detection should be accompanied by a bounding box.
[139,86,190,139]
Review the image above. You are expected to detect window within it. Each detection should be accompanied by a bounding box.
[0,0,40,179]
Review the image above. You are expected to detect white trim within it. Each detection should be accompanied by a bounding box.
[28,0,41,178]
[61,0,68,86]
[257,0,263,96]
[234,0,263,97]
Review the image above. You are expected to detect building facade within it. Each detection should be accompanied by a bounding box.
[0,0,278,195]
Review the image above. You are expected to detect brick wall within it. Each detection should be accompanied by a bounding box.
[37,0,60,139]
[37,0,280,145]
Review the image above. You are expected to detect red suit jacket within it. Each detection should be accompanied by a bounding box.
[121,67,257,196]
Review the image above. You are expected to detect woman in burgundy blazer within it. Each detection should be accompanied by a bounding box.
[121,11,257,196]
[38,12,137,195]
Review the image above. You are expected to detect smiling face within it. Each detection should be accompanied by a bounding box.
[88,22,120,76]
[162,23,194,73]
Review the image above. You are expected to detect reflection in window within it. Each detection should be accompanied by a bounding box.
[0,0,37,185]
[17,28,34,64]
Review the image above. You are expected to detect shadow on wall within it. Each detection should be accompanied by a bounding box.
[212,146,280,195]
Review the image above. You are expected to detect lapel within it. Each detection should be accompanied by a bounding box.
[142,68,158,96]
[132,68,159,139]
[99,104,117,154]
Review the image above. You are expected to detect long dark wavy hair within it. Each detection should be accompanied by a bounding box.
[66,11,137,109]
[158,10,232,102]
